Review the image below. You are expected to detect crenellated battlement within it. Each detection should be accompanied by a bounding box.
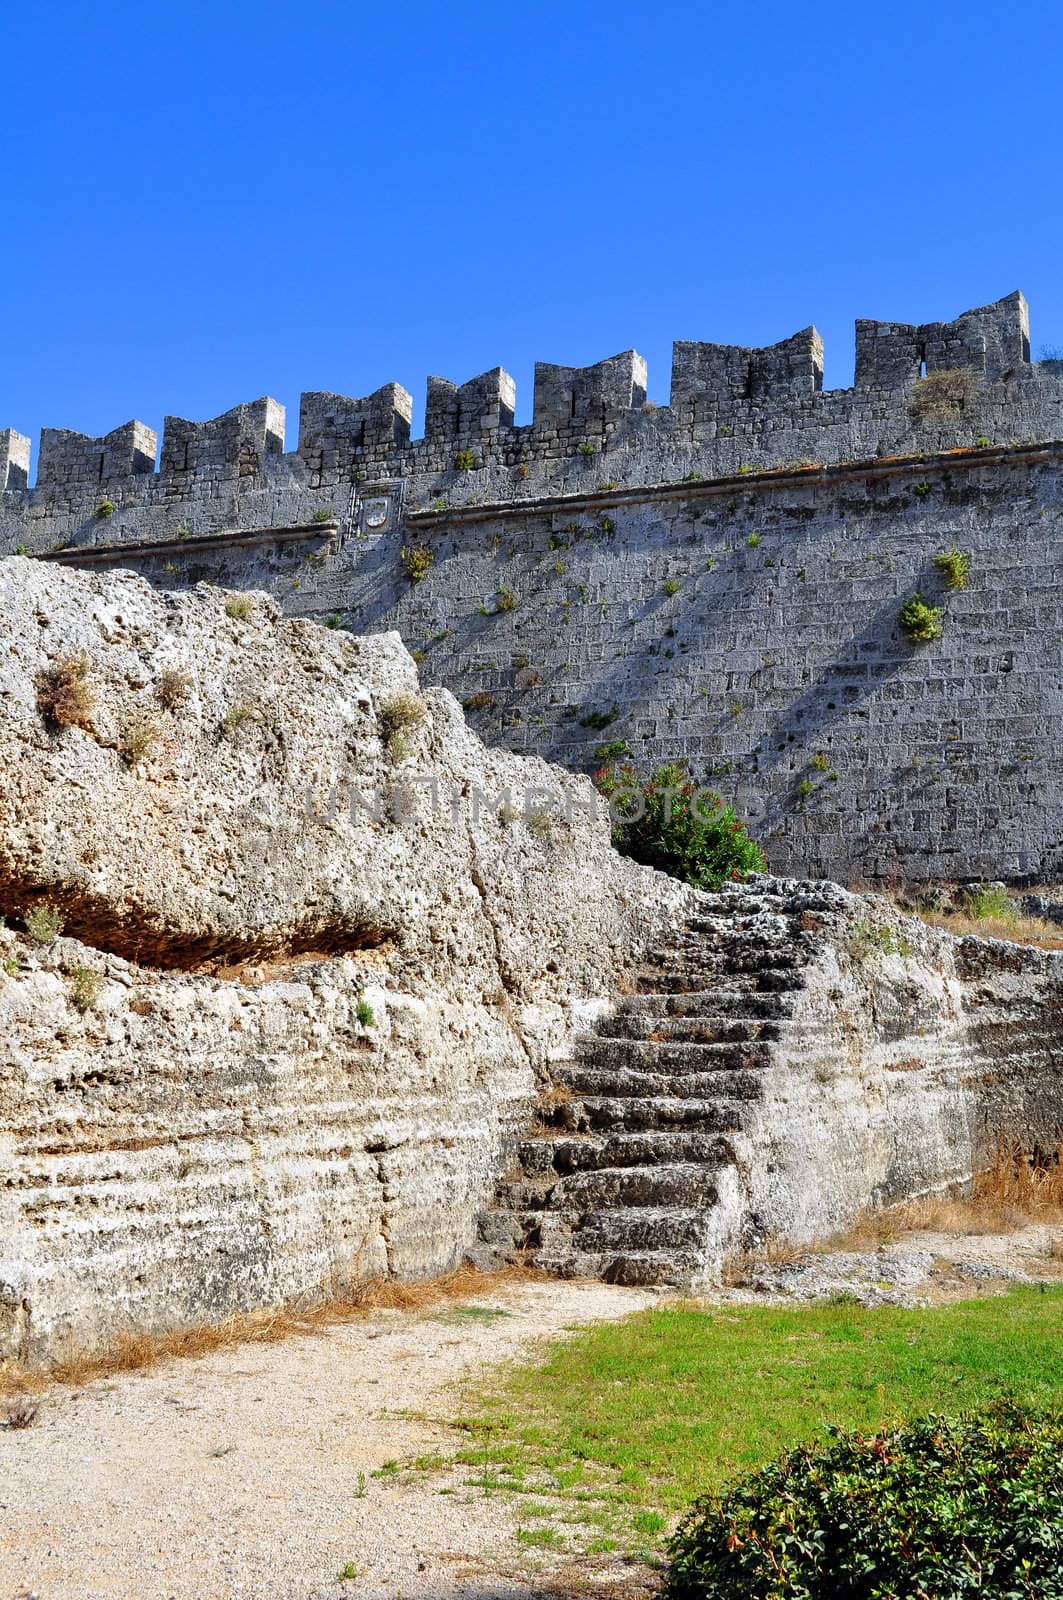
[0,292,1056,508]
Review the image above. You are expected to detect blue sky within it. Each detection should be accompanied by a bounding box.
[5,0,1063,463]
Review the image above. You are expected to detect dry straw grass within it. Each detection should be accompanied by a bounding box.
[919,908,1063,950]
[726,1140,1063,1280]
[35,651,94,732]
[0,1263,544,1399]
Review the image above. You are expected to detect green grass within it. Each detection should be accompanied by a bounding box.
[439,1291,1063,1558]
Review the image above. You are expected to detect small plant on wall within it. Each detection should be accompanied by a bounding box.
[898,594,944,644]
[400,545,434,583]
[933,548,971,590]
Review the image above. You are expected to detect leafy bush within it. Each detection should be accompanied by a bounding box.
[25,903,63,943]
[933,547,971,590]
[400,544,434,583]
[664,1400,1063,1600]
[95,499,115,519]
[897,594,943,643]
[311,508,332,523]
[35,652,94,732]
[594,761,765,890]
[454,449,476,471]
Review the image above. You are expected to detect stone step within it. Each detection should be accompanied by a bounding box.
[519,1128,735,1176]
[571,1094,750,1133]
[617,991,796,1020]
[594,1013,782,1044]
[641,949,802,978]
[570,1204,715,1252]
[534,1246,709,1287]
[635,966,804,995]
[573,1036,773,1072]
[557,1064,764,1101]
[549,1161,722,1212]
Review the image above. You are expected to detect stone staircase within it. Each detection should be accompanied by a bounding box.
[478,881,842,1287]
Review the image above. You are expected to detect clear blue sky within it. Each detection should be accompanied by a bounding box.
[5,0,1063,463]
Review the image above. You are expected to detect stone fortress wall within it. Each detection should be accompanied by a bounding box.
[3,290,1062,882]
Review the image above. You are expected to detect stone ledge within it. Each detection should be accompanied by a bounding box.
[406,440,1063,527]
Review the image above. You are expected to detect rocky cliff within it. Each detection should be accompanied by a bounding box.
[0,559,691,1362]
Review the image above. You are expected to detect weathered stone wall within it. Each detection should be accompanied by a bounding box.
[1,291,1061,883]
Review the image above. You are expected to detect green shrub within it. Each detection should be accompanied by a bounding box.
[355,994,375,1029]
[965,882,1017,923]
[593,738,631,764]
[662,577,682,597]
[579,704,619,731]
[71,965,101,1014]
[933,547,971,590]
[898,594,943,643]
[95,499,115,519]
[496,586,518,612]
[664,1400,1063,1600]
[400,544,434,583]
[311,508,332,523]
[593,761,765,891]
[454,449,476,472]
[578,441,596,457]
[25,903,63,943]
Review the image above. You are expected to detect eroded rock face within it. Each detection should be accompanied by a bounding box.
[0,560,691,1360]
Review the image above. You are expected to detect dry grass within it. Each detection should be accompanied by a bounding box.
[918,908,1063,950]
[35,651,95,732]
[0,1263,546,1399]
[725,1141,1063,1279]
[909,367,980,421]
[156,666,193,710]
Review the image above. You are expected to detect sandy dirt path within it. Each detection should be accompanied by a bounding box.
[1,1282,657,1600]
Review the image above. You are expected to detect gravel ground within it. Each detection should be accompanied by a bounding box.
[1,1282,657,1600]
[5,1224,1059,1600]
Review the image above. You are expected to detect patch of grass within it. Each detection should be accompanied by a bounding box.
[224,595,254,620]
[121,716,161,768]
[496,585,518,612]
[355,994,375,1028]
[156,667,192,710]
[455,449,476,471]
[379,691,426,758]
[444,1289,1063,1558]
[910,367,979,420]
[219,703,255,738]
[95,498,115,519]
[662,578,681,597]
[933,547,971,590]
[70,965,101,1013]
[25,903,63,943]
[578,441,596,457]
[965,882,1016,921]
[311,508,332,523]
[35,652,94,732]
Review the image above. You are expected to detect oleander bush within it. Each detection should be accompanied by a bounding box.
[664,1400,1063,1600]
[594,761,765,890]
